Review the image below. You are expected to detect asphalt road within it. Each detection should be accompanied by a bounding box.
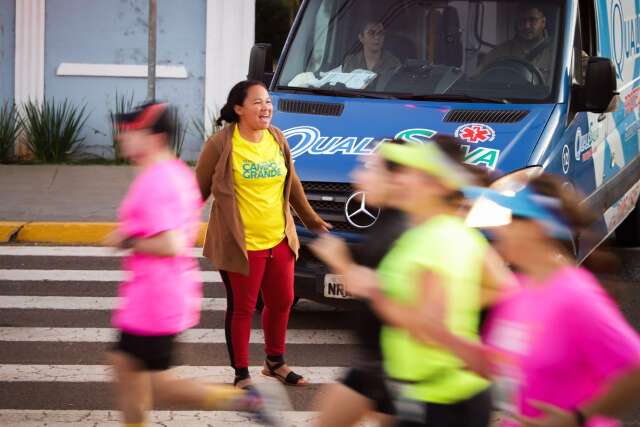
[0,245,639,426]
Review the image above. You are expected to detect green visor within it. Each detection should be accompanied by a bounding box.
[378,142,467,189]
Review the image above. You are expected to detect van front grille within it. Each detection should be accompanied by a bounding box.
[294,181,369,233]
[278,99,344,116]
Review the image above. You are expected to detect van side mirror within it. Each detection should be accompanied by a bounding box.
[574,57,618,113]
[248,43,274,86]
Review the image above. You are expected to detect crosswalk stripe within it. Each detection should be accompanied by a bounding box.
[0,246,204,257]
[0,296,228,310]
[0,296,337,312]
[0,364,344,383]
[0,327,355,344]
[0,410,377,426]
[0,269,222,282]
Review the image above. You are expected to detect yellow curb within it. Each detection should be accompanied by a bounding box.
[0,222,26,243]
[14,222,209,246]
[196,223,208,247]
[16,223,118,245]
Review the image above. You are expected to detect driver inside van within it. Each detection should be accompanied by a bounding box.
[477,3,553,82]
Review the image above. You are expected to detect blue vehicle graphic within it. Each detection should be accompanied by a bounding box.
[248,0,639,304]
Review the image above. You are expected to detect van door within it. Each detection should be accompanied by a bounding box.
[593,0,640,233]
[567,1,600,200]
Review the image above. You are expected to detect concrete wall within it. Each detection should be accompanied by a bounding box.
[0,0,15,103]
[44,0,206,160]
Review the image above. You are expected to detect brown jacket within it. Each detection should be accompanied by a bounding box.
[195,124,323,275]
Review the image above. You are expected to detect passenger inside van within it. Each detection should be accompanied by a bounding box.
[477,3,554,83]
[343,20,401,76]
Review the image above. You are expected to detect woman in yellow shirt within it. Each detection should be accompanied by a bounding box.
[195,80,330,390]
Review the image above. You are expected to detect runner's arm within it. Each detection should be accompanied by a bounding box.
[366,270,493,378]
[127,230,187,257]
[579,366,640,420]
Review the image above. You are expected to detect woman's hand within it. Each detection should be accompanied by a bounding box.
[308,234,351,274]
[307,217,333,234]
[512,401,580,427]
[342,265,381,299]
[103,229,127,248]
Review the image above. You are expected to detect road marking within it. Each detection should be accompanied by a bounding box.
[0,296,338,312]
[0,327,355,344]
[0,246,205,257]
[0,269,221,282]
[0,410,378,426]
[0,364,344,383]
[0,296,227,310]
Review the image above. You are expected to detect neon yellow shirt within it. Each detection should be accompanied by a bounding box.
[377,215,489,404]
[232,127,286,251]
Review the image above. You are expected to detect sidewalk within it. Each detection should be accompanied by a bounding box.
[0,165,210,244]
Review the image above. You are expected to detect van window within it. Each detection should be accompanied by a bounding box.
[277,0,564,102]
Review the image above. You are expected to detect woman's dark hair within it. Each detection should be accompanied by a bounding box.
[528,174,596,232]
[216,80,267,127]
[528,174,622,278]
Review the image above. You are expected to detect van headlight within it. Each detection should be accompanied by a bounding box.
[490,166,544,194]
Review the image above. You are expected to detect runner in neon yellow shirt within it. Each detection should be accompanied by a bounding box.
[312,141,512,427]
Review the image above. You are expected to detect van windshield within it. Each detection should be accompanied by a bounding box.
[276,0,564,103]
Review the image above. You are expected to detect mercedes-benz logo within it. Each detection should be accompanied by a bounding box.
[345,192,381,229]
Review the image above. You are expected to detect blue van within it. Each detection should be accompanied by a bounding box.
[248,0,638,305]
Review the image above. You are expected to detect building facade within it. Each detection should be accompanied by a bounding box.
[2,0,256,160]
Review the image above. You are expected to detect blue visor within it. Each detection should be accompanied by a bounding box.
[463,186,573,240]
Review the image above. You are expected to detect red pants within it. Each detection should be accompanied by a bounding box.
[220,239,295,369]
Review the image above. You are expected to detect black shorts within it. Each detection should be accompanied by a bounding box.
[340,367,395,415]
[394,388,492,427]
[113,331,177,371]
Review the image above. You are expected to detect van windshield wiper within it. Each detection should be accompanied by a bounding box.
[401,93,510,104]
[275,85,398,100]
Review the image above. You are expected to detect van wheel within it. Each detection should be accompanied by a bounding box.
[615,201,640,247]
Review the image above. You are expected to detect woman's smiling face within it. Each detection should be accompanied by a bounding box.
[234,84,273,130]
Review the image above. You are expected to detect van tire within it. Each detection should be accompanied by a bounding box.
[615,202,640,247]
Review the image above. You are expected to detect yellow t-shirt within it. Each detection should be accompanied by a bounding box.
[232,127,287,251]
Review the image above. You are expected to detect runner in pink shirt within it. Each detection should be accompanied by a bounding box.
[405,175,640,427]
[104,101,287,427]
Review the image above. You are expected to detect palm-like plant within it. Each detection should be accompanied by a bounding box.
[0,102,20,162]
[169,107,187,158]
[109,92,136,163]
[21,99,88,163]
[191,109,221,143]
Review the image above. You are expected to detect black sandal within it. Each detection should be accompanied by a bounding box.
[261,358,308,387]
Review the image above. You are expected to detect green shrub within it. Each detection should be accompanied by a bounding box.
[109,92,136,163]
[169,107,187,158]
[21,99,88,162]
[191,109,222,143]
[0,102,20,162]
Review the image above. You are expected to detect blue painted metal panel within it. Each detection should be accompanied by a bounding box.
[44,0,205,160]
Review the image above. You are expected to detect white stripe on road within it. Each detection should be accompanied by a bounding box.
[0,296,228,311]
[0,327,355,344]
[0,269,222,282]
[0,246,205,257]
[0,410,378,427]
[0,364,344,384]
[0,296,338,312]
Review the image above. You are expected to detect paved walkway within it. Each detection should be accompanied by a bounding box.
[0,165,211,222]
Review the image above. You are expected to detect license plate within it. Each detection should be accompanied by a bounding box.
[323,274,353,299]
